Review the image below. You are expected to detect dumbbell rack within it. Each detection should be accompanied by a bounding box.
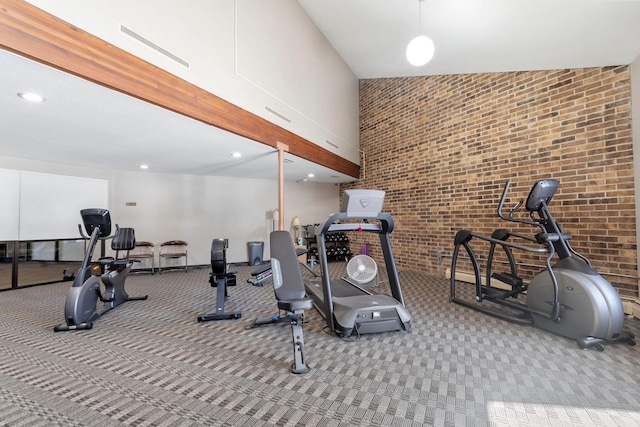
[304,225,352,263]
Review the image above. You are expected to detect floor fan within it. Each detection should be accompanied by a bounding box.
[346,254,378,287]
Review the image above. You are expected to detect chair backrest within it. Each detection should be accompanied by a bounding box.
[270,231,305,301]
[211,238,227,276]
[130,241,154,258]
[160,240,188,256]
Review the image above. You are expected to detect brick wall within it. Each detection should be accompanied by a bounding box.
[343,66,638,298]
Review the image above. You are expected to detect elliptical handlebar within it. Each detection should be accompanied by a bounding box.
[496,180,546,232]
[496,179,512,221]
[509,201,523,219]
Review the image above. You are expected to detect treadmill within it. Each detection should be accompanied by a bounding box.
[304,189,411,337]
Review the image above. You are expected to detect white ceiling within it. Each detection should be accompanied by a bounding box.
[2,0,640,182]
[299,0,640,79]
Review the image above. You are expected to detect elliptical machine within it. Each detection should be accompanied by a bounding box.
[450,179,635,351]
[54,208,148,332]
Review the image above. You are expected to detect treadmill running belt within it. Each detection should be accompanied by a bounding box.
[330,278,368,298]
[305,278,368,300]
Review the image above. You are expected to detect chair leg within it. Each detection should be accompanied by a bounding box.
[158,256,187,273]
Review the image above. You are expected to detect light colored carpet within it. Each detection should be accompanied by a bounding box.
[0,262,637,426]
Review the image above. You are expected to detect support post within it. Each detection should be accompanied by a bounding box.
[276,142,289,231]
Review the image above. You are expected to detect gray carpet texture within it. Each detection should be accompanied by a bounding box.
[0,261,638,426]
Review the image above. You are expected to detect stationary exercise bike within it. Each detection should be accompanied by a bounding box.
[450,179,635,350]
[54,208,148,332]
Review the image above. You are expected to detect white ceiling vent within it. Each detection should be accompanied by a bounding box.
[264,106,291,123]
[120,25,190,69]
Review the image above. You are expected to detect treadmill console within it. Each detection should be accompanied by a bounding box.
[341,190,385,218]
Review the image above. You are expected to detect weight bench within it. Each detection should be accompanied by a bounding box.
[247,231,312,374]
[197,238,241,322]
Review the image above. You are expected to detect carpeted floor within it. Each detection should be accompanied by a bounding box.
[0,261,638,426]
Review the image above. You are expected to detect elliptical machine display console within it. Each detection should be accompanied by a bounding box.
[450,179,635,351]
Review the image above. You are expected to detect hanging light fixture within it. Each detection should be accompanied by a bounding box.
[406,0,435,67]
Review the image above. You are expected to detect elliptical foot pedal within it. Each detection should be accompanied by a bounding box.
[491,272,523,288]
[481,285,513,300]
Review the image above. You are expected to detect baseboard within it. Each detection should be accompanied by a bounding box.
[621,299,640,318]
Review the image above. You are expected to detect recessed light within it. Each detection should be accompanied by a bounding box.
[139,164,149,170]
[231,152,242,158]
[307,173,315,178]
[18,92,45,102]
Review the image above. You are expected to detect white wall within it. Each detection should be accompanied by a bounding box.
[0,155,339,266]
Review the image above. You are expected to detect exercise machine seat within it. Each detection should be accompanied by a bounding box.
[271,231,312,310]
[100,227,135,270]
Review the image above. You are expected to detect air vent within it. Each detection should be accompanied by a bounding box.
[120,25,190,68]
[265,106,291,123]
[325,140,339,149]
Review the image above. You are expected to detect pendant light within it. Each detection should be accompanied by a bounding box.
[406,0,435,66]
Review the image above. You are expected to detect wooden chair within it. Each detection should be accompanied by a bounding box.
[158,240,188,273]
[128,241,155,274]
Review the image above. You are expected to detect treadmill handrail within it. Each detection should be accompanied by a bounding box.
[326,223,381,233]
[313,212,395,236]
